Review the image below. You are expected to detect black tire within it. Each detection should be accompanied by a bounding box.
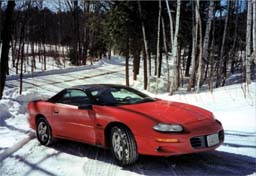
[36,117,53,146]
[110,126,138,166]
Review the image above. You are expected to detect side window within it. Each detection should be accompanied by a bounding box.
[111,88,141,99]
[57,89,90,106]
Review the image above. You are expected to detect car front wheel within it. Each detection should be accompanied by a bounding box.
[36,118,53,146]
[111,126,138,166]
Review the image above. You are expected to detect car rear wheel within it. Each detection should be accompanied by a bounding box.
[111,126,138,166]
[36,118,53,146]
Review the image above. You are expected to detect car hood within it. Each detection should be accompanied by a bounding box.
[117,100,214,125]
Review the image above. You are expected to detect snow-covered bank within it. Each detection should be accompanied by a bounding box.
[0,57,255,176]
[0,88,39,152]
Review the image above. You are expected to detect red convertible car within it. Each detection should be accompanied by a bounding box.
[28,84,224,165]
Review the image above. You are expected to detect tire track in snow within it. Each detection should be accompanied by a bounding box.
[6,68,125,95]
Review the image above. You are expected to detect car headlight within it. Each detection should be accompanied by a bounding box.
[153,123,183,132]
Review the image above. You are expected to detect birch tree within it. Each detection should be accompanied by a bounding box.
[252,0,256,64]
[138,1,150,90]
[165,0,174,47]
[169,0,181,95]
[156,0,161,92]
[195,0,203,93]
[165,0,174,91]
[246,0,253,84]
[161,17,170,91]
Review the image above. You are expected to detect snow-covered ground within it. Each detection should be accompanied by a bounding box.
[8,44,70,76]
[0,57,255,176]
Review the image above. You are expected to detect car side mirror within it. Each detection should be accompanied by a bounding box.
[78,104,93,110]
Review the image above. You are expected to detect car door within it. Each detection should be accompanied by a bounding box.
[52,89,96,144]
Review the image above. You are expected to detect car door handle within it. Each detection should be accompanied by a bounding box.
[53,111,59,114]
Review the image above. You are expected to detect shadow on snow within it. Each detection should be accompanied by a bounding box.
[48,139,256,176]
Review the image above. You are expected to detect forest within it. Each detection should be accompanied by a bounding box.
[0,0,255,99]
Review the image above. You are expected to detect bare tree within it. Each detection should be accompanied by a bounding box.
[83,0,90,65]
[195,0,203,93]
[188,1,198,92]
[161,17,170,91]
[138,1,150,90]
[165,0,174,47]
[216,1,230,87]
[208,16,216,93]
[252,0,256,63]
[169,0,181,95]
[156,0,162,92]
[125,30,130,87]
[246,0,253,84]
[200,0,214,86]
[0,1,15,99]
[230,0,239,74]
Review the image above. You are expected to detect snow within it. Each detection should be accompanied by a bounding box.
[0,56,255,175]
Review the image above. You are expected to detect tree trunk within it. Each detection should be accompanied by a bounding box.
[188,1,198,92]
[161,17,170,91]
[154,55,157,76]
[221,1,230,86]
[169,0,181,95]
[20,40,25,95]
[177,45,181,87]
[246,0,252,84]
[72,0,79,66]
[231,0,239,74]
[125,32,129,87]
[11,40,16,68]
[201,0,214,85]
[165,0,174,47]
[31,41,36,72]
[143,49,148,90]
[16,40,22,74]
[159,49,162,78]
[38,43,41,63]
[83,1,89,65]
[185,44,192,76]
[0,1,15,99]
[209,25,215,93]
[196,0,203,93]
[43,43,46,71]
[138,1,150,90]
[252,0,256,64]
[63,46,66,68]
[148,51,152,76]
[215,1,230,87]
[156,0,162,92]
[133,49,140,81]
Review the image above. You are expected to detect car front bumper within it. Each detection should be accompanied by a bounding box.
[135,121,224,156]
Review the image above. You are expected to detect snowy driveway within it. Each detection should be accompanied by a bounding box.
[1,139,255,176]
[0,58,255,175]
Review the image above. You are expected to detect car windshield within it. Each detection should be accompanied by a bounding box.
[87,86,155,105]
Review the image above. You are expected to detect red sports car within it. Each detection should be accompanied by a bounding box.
[28,84,224,165]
